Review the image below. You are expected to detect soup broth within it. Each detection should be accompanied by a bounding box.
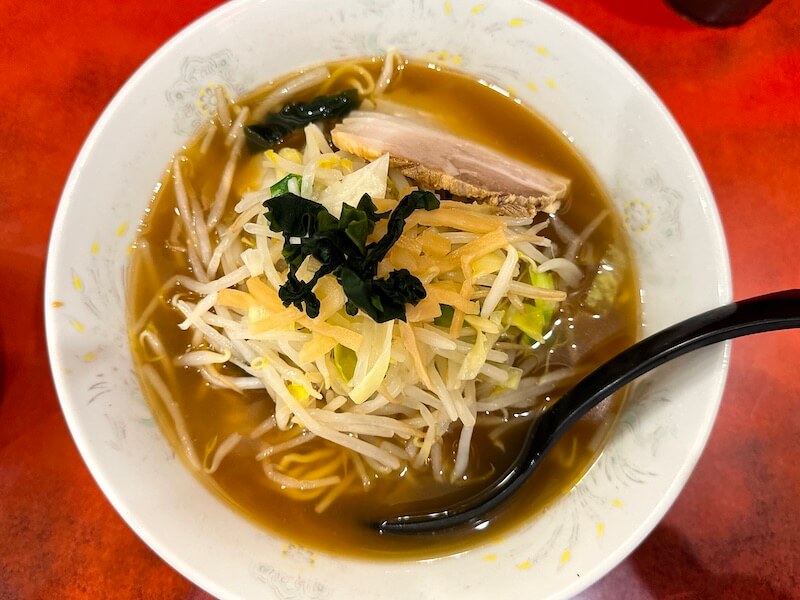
[129,58,639,559]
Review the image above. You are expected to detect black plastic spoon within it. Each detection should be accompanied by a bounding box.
[378,289,800,534]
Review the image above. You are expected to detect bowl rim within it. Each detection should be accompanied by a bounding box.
[44,0,733,598]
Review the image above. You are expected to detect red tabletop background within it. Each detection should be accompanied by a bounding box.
[1,0,798,598]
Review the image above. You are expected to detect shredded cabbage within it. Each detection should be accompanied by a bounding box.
[318,153,389,217]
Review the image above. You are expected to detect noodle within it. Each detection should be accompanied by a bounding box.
[215,86,232,130]
[375,48,400,94]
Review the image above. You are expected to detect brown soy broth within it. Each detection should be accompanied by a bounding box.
[129,59,639,559]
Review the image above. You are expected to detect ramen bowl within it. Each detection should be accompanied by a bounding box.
[44,0,731,598]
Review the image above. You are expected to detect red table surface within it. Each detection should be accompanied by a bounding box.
[1,0,798,598]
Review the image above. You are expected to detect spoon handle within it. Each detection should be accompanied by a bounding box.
[537,289,800,459]
[380,289,800,533]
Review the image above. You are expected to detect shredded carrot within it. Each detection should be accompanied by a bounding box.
[395,235,423,254]
[298,315,362,351]
[429,279,460,292]
[420,229,451,257]
[449,277,473,338]
[298,335,337,365]
[389,246,426,274]
[452,227,508,261]
[251,308,299,333]
[426,285,479,314]
[398,322,434,390]
[372,197,398,212]
[217,289,257,310]
[449,310,464,338]
[431,227,509,275]
[370,219,389,243]
[246,277,284,312]
[406,208,504,233]
[407,208,504,233]
[405,296,442,322]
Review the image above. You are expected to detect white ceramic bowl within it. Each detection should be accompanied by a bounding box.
[44,1,731,598]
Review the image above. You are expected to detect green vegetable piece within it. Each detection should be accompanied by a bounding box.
[528,268,558,324]
[500,366,523,390]
[269,173,302,197]
[333,344,357,383]
[434,304,455,327]
[244,89,360,152]
[510,303,546,343]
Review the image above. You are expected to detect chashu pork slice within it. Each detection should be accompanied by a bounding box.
[331,110,569,216]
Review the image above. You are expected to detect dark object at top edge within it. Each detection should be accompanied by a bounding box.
[665,0,772,27]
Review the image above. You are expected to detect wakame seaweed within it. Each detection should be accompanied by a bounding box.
[263,190,440,322]
[245,89,360,152]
